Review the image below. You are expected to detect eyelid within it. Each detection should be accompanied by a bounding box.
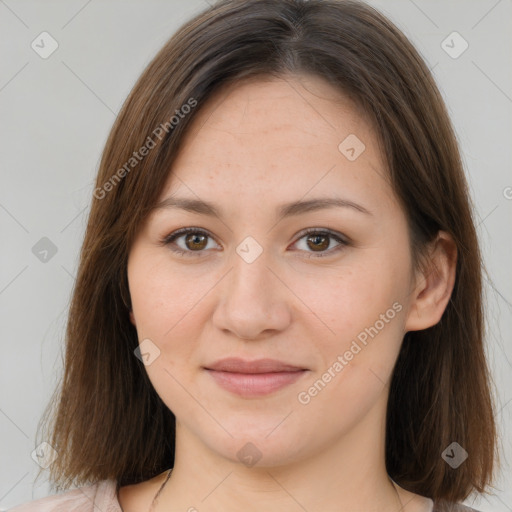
[160,226,350,258]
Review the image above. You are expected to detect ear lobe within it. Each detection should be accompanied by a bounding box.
[404,231,457,332]
[129,310,136,327]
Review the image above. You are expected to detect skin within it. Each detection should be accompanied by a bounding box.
[121,74,457,512]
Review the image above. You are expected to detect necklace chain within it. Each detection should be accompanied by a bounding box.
[391,478,406,511]
[149,468,173,512]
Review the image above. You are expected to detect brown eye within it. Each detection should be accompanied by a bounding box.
[306,233,330,252]
[162,227,349,259]
[184,232,208,251]
[161,228,218,257]
[293,229,349,258]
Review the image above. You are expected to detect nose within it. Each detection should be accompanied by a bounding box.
[211,247,291,340]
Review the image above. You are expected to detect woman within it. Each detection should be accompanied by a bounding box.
[11,0,498,511]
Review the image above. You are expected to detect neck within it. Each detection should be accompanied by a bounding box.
[151,392,428,512]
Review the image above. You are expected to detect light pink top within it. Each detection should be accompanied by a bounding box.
[9,480,122,512]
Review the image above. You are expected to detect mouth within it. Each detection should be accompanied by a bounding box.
[203,357,309,397]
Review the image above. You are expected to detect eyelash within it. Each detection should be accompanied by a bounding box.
[159,227,350,259]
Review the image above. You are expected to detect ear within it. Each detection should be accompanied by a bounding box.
[129,310,136,327]
[404,231,457,332]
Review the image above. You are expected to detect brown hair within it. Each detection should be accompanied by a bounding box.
[37,0,499,503]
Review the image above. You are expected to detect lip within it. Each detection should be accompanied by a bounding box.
[204,357,306,373]
[203,358,308,397]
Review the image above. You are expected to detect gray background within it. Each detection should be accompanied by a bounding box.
[1,0,511,510]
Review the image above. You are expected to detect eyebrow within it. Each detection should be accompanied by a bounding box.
[152,196,372,219]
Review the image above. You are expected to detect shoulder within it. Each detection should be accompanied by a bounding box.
[8,479,121,512]
[433,501,482,512]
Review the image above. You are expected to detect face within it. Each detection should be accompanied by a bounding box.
[127,74,418,467]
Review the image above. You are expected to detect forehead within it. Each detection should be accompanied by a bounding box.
[185,74,371,147]
[158,74,393,214]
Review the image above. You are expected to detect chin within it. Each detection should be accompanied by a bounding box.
[198,425,312,469]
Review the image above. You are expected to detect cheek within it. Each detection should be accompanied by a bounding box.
[128,260,207,415]
[127,253,220,390]
[295,251,408,394]
[297,253,407,340]
[128,253,211,338]
[295,291,405,441]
